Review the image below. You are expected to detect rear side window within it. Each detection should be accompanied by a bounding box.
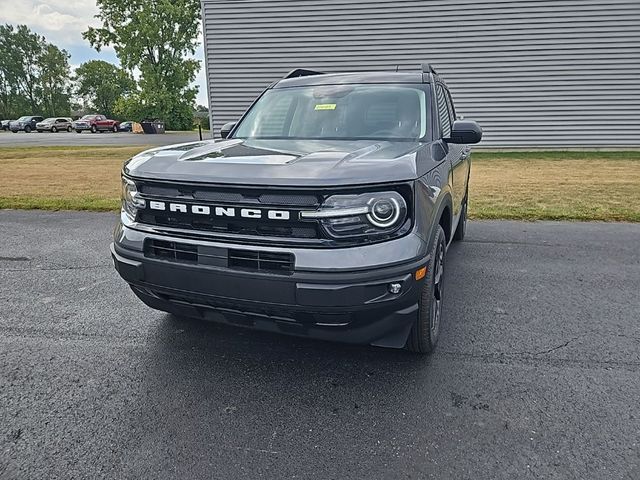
[436,84,451,138]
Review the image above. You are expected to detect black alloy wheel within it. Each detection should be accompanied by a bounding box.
[406,225,447,354]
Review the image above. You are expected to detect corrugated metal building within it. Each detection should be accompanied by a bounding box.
[200,0,640,147]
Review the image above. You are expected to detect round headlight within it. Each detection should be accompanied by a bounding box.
[368,198,401,228]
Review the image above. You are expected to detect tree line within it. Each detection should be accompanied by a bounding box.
[0,0,202,130]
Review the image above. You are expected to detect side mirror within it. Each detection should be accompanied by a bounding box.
[220,122,236,139]
[446,120,482,144]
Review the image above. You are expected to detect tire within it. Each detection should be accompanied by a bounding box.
[37,130,43,133]
[51,126,57,133]
[76,130,82,134]
[112,125,118,133]
[67,126,72,132]
[90,125,97,133]
[453,196,468,242]
[406,225,447,354]
[24,126,31,133]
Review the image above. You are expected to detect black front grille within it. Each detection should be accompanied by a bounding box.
[145,239,198,263]
[228,249,294,274]
[136,182,321,241]
[138,212,318,239]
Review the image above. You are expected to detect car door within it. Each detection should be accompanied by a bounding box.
[435,84,465,217]
[95,115,105,130]
[444,87,470,213]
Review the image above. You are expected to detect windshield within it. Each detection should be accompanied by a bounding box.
[43,118,56,122]
[81,115,96,120]
[233,84,428,141]
[17,116,29,121]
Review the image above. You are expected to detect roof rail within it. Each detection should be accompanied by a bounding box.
[421,63,438,75]
[284,68,324,79]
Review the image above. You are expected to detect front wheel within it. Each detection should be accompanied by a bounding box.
[90,125,97,133]
[24,126,31,133]
[51,126,57,133]
[67,126,72,132]
[76,130,82,133]
[406,225,447,354]
[112,125,118,133]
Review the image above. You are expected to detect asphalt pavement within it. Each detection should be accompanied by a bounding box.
[1,211,639,480]
[0,130,207,147]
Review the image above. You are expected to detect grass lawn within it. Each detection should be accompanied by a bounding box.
[0,146,638,222]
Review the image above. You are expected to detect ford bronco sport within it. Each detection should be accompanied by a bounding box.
[111,64,482,353]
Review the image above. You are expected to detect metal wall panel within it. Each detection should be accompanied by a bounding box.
[201,0,640,147]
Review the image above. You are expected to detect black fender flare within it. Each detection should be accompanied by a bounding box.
[428,192,454,247]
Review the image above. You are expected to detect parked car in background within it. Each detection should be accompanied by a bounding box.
[9,116,44,133]
[73,114,120,133]
[1,120,11,131]
[36,117,73,133]
[118,121,133,132]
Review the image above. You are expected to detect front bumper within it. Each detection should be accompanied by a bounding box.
[112,223,431,348]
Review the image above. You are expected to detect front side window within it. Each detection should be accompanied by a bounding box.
[234,84,428,141]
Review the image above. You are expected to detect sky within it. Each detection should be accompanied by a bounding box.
[0,0,208,106]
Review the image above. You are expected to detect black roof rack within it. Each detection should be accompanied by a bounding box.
[421,63,438,75]
[421,63,441,82]
[284,68,324,79]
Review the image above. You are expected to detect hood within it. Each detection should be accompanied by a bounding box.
[124,138,433,187]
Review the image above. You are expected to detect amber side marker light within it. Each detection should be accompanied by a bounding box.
[415,266,427,281]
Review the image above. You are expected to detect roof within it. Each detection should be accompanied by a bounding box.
[274,71,428,88]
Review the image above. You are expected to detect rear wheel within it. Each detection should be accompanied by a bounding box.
[112,125,118,133]
[37,129,43,133]
[90,125,97,133]
[76,130,82,133]
[453,196,468,242]
[67,126,72,132]
[24,126,31,133]
[51,126,57,133]
[406,225,447,354]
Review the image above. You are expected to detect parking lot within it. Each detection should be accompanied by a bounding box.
[1,211,638,479]
[0,130,206,147]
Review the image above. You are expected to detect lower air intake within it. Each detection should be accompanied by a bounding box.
[228,249,294,274]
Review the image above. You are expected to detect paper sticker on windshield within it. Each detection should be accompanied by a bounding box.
[315,103,337,111]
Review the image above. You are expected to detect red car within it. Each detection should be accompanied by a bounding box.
[72,114,120,133]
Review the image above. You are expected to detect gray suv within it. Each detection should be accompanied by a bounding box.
[111,64,482,354]
[10,116,44,133]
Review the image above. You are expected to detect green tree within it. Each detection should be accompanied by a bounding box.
[84,0,201,130]
[0,24,43,114]
[38,44,72,117]
[74,60,135,118]
[0,24,71,118]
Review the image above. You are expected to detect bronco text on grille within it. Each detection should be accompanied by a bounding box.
[111,64,482,354]
[149,202,292,220]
